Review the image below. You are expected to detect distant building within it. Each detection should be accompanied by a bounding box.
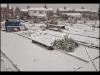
[56,7,74,17]
[28,7,54,22]
[20,9,29,20]
[28,8,53,18]
[56,7,98,20]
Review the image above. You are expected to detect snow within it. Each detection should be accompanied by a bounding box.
[76,57,99,71]
[47,8,53,11]
[16,23,99,48]
[68,34,99,47]
[58,8,73,11]
[1,19,99,71]
[62,23,99,47]
[1,21,6,30]
[58,8,90,12]
[20,9,28,12]
[91,10,98,12]
[37,14,46,17]
[93,58,100,71]
[28,8,53,11]
[14,28,99,62]
[28,8,47,10]
[75,8,90,12]
[62,13,81,17]
[1,52,18,71]
[68,45,99,61]
[76,62,97,71]
[1,31,88,71]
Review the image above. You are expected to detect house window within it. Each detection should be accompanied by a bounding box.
[34,11,37,13]
[39,11,43,14]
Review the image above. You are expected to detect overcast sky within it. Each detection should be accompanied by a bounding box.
[1,4,99,12]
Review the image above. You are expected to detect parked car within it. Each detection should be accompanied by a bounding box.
[5,19,25,32]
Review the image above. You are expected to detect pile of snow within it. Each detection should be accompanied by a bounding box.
[21,22,46,30]
[1,21,6,30]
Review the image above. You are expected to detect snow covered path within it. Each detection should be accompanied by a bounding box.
[1,52,19,71]
[1,31,89,71]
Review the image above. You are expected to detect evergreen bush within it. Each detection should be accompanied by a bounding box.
[51,35,79,52]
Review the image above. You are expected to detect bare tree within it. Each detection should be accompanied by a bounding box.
[14,7,20,18]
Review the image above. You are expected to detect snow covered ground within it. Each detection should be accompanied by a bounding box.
[64,24,99,39]
[1,31,99,71]
[14,29,99,62]
[1,21,6,30]
[1,52,19,71]
[1,31,86,71]
[1,20,99,71]
[22,20,99,47]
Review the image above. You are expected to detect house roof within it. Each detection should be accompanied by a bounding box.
[58,8,73,11]
[75,8,90,11]
[20,9,28,12]
[62,13,82,16]
[28,8,53,11]
[91,10,98,13]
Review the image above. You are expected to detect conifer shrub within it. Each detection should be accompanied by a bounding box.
[51,35,79,52]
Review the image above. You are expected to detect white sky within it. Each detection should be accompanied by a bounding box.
[1,4,99,12]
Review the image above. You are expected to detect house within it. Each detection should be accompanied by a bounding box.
[20,9,29,20]
[28,7,53,22]
[56,7,74,17]
[75,8,99,20]
[56,7,98,21]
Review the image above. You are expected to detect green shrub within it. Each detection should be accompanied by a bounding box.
[51,35,79,52]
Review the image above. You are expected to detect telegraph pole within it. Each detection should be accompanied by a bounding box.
[6,3,9,20]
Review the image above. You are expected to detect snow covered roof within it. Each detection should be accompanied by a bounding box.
[20,9,28,12]
[75,8,90,12]
[91,10,98,12]
[37,14,46,17]
[62,13,82,16]
[47,8,53,11]
[58,8,73,11]
[28,8,46,10]
[28,8,53,11]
